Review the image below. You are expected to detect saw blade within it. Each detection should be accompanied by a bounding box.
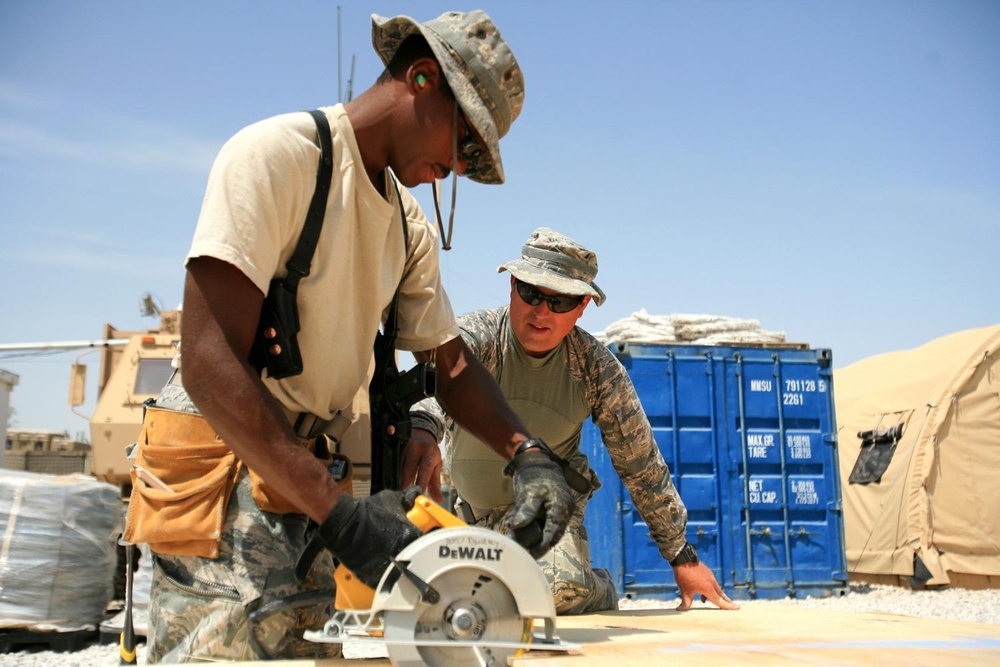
[382,566,532,667]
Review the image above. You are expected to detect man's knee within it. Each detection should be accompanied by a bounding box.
[148,555,341,663]
[552,568,619,615]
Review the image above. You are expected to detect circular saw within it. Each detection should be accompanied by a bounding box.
[304,495,578,666]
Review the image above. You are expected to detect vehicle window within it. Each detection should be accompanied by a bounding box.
[134,358,174,396]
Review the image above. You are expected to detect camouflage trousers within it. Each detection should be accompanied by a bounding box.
[462,472,619,616]
[147,467,341,663]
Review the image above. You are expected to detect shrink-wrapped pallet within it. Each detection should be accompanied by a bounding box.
[0,469,122,631]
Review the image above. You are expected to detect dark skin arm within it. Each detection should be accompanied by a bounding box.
[400,427,444,502]
[414,336,530,458]
[402,336,532,501]
[181,257,341,522]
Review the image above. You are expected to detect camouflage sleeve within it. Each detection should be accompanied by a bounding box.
[407,307,509,441]
[451,306,509,375]
[410,397,446,441]
[566,329,688,562]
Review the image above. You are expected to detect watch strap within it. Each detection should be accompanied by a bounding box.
[502,439,592,494]
[670,541,699,566]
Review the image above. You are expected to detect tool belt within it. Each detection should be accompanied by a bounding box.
[123,406,352,559]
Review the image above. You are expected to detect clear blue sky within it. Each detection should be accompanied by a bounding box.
[2,1,997,437]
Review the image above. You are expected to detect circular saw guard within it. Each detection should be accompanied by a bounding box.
[372,526,557,667]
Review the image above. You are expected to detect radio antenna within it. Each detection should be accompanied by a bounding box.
[337,6,343,102]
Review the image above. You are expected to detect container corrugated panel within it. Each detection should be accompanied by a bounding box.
[582,342,847,601]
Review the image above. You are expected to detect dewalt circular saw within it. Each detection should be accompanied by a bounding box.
[304,495,577,666]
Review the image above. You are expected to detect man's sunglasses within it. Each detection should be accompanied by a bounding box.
[515,279,584,314]
[454,104,485,176]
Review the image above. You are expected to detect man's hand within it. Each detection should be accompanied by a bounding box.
[400,428,444,503]
[303,486,423,588]
[674,561,740,611]
[505,449,575,559]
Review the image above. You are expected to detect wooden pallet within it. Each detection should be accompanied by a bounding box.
[98,607,148,647]
[0,628,99,654]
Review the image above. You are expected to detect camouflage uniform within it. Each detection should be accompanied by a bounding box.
[413,305,689,615]
[461,451,619,615]
[142,385,341,663]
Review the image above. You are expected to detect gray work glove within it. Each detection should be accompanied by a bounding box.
[295,485,422,588]
[503,442,575,559]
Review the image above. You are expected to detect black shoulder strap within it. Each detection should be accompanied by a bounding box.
[383,176,409,340]
[367,176,417,495]
[284,109,333,291]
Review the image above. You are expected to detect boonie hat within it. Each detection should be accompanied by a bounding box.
[371,10,524,185]
[498,228,606,306]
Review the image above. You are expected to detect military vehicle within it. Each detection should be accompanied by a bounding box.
[0,303,180,492]
[5,301,374,497]
[68,309,181,493]
[68,306,374,496]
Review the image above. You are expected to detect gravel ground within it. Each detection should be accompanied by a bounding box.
[2,582,997,666]
[619,581,1000,625]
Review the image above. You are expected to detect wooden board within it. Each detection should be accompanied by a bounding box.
[218,605,1000,667]
[516,605,1000,667]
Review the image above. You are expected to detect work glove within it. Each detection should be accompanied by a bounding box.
[295,485,422,588]
[503,440,575,559]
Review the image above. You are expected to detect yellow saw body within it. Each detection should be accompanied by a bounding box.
[304,495,576,667]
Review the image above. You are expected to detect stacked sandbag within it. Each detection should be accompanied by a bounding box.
[670,313,787,345]
[600,309,678,344]
[0,469,122,631]
[598,309,788,346]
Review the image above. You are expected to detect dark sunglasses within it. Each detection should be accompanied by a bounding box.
[454,104,485,176]
[515,279,584,314]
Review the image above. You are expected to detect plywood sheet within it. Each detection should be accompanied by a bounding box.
[215,606,1000,667]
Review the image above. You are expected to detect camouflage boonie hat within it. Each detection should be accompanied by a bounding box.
[498,227,606,306]
[371,10,524,185]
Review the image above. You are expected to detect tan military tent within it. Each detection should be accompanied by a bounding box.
[834,324,1000,588]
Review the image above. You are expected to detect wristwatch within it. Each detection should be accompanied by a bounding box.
[669,542,699,567]
[503,438,551,477]
[511,438,551,458]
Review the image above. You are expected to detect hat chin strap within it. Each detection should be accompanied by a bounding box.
[432,105,460,251]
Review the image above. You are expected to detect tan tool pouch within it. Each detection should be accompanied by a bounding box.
[123,407,238,558]
[124,409,354,559]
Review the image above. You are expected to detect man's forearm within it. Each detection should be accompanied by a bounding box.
[184,355,340,523]
[182,259,342,522]
[419,337,529,459]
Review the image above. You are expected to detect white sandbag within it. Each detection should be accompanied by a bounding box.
[672,315,763,339]
[599,310,788,346]
[694,330,788,345]
[598,308,678,344]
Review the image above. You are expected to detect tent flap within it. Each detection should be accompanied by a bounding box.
[848,424,903,484]
[835,324,1000,586]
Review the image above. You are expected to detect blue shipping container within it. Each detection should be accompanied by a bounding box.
[582,342,847,601]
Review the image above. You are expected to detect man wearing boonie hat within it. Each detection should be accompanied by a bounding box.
[139,11,575,664]
[371,9,523,247]
[408,228,740,614]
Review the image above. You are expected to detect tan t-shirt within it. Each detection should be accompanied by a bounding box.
[186,104,458,420]
[451,319,590,509]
